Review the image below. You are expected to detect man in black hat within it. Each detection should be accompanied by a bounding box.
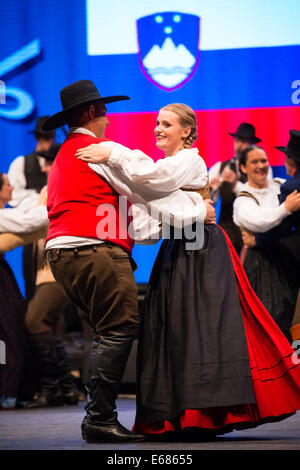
[42,80,146,443]
[8,116,55,301]
[208,122,263,254]
[8,116,55,207]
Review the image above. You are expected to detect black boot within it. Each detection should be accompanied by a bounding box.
[81,413,145,443]
[81,330,145,443]
[25,336,64,409]
[53,339,79,405]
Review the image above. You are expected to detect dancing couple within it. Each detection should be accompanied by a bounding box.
[42,80,300,443]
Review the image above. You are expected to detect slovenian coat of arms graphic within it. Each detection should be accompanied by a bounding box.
[137,11,200,91]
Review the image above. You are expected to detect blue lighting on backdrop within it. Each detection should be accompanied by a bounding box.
[0,0,299,296]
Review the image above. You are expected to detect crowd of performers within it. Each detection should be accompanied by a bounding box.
[0,80,300,444]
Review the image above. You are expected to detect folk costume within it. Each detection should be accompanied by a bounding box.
[0,255,27,409]
[234,180,299,341]
[208,123,262,255]
[44,131,141,441]
[99,143,300,436]
[8,117,55,301]
[44,131,205,437]
[0,198,48,409]
[254,130,300,342]
[23,144,79,409]
[42,80,204,443]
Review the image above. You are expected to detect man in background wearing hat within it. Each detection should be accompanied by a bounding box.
[208,122,263,255]
[24,143,79,410]
[8,116,55,301]
[8,116,55,207]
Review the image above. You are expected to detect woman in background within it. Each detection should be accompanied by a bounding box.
[233,145,300,341]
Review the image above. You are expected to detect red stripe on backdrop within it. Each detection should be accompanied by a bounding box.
[105,106,300,168]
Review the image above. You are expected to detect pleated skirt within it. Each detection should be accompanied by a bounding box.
[0,258,27,397]
[133,225,300,434]
[243,242,299,341]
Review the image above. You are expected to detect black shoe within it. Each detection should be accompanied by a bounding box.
[81,419,146,443]
[24,391,64,409]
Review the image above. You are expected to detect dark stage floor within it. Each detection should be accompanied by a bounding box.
[1,397,300,452]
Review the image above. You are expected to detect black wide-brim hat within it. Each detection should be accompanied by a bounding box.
[28,116,55,137]
[275,129,300,163]
[228,122,261,143]
[42,80,130,131]
[38,143,61,162]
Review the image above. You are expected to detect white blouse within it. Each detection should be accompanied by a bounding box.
[46,129,208,249]
[0,196,48,234]
[233,179,290,233]
[107,145,208,192]
[94,140,208,237]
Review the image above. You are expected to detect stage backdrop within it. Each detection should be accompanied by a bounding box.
[0,0,299,294]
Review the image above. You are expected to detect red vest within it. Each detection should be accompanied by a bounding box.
[46,133,134,256]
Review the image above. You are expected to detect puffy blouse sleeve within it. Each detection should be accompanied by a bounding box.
[233,195,289,233]
[100,142,208,193]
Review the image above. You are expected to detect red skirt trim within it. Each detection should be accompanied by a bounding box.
[133,227,300,434]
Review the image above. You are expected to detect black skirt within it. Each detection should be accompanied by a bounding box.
[135,224,255,424]
[0,258,28,397]
[243,240,299,342]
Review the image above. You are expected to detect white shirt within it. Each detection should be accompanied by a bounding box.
[47,128,208,249]
[0,196,48,233]
[8,154,46,207]
[233,179,290,233]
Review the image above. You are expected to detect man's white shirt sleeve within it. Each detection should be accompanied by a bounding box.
[104,143,208,192]
[88,142,208,232]
[0,204,48,233]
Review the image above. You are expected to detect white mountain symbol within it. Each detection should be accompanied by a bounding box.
[142,37,196,88]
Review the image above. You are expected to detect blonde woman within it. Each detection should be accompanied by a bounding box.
[76,103,300,438]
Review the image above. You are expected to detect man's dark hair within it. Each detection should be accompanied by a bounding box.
[291,156,300,170]
[236,137,252,144]
[0,172,4,191]
[66,100,105,128]
[34,132,54,141]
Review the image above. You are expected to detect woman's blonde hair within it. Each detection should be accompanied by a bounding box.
[160,103,198,149]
